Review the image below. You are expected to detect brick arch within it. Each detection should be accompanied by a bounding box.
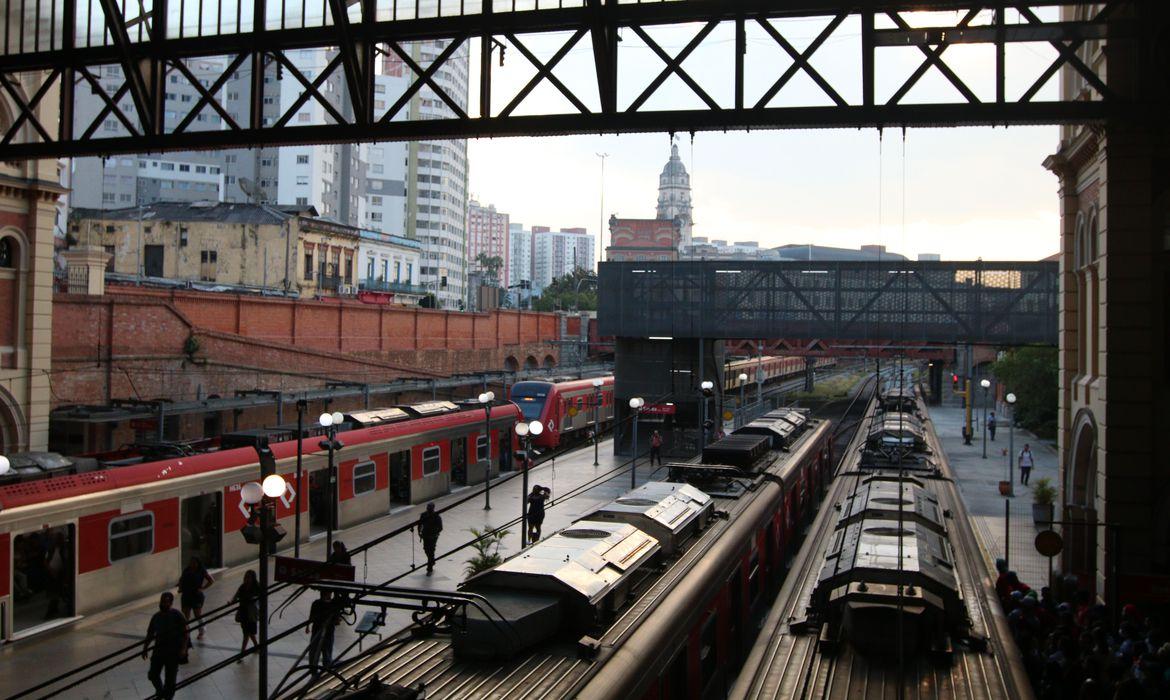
[542,354,556,369]
[524,355,539,370]
[504,356,520,373]
[1064,408,1098,595]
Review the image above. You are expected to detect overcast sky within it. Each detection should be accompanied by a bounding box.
[462,10,1064,261]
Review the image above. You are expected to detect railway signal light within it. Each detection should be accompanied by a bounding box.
[952,374,959,391]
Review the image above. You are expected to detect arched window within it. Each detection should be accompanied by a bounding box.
[0,236,13,268]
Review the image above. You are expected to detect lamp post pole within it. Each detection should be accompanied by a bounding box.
[737,373,748,428]
[1006,392,1017,497]
[699,381,714,449]
[242,449,288,700]
[294,399,306,557]
[515,420,543,548]
[629,397,644,489]
[592,379,604,466]
[980,379,991,459]
[478,392,495,510]
[318,411,344,556]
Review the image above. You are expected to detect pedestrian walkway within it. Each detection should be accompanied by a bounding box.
[927,404,1060,592]
[0,436,659,699]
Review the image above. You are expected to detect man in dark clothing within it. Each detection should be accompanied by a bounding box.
[307,590,338,672]
[526,485,551,543]
[418,503,443,575]
[988,411,997,441]
[142,592,188,700]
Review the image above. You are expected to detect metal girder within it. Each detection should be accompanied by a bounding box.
[598,260,1059,346]
[0,0,1142,161]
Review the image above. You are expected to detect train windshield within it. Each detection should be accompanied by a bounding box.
[510,382,551,422]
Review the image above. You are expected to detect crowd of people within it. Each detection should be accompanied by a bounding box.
[996,561,1170,699]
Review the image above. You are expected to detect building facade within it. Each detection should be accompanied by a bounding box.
[357,229,425,305]
[606,216,680,262]
[531,226,595,292]
[1045,3,1170,604]
[656,142,694,246]
[468,200,510,288]
[508,224,533,302]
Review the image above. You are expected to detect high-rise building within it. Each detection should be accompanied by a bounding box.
[531,227,595,292]
[656,141,694,246]
[508,223,533,300]
[468,200,510,287]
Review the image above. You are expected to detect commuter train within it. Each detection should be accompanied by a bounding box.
[509,376,616,450]
[730,382,1031,699]
[288,407,836,700]
[0,400,521,641]
[508,355,836,451]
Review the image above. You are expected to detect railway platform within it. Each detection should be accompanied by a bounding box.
[926,404,1060,592]
[0,437,654,699]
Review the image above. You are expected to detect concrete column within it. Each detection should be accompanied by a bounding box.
[61,246,112,295]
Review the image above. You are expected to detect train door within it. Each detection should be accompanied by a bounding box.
[451,437,467,486]
[389,449,410,507]
[180,493,222,570]
[308,469,332,536]
[11,525,75,633]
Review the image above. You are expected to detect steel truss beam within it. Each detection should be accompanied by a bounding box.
[0,0,1139,161]
[598,260,1059,346]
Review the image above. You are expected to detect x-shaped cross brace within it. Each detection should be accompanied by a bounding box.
[628,21,720,112]
[1,70,58,145]
[497,29,591,118]
[170,54,249,134]
[886,9,982,105]
[755,14,848,108]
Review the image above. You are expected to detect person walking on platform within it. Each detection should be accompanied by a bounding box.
[177,556,213,641]
[328,541,351,567]
[307,589,338,672]
[418,503,443,575]
[527,485,551,542]
[649,430,663,466]
[988,412,997,441]
[1019,444,1035,485]
[230,569,260,657]
[142,592,188,700]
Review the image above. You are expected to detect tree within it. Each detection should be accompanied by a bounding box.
[991,346,1058,439]
[475,253,504,286]
[463,527,510,580]
[532,268,598,312]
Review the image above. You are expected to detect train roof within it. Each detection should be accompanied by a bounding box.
[578,481,713,554]
[510,376,613,393]
[0,402,522,511]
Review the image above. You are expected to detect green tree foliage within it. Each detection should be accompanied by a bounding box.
[463,527,510,580]
[475,253,504,286]
[992,346,1058,439]
[532,268,597,312]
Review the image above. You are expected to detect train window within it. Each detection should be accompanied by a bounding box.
[476,435,489,462]
[353,461,376,496]
[421,446,441,476]
[664,646,688,698]
[699,611,719,690]
[748,549,762,606]
[109,512,155,562]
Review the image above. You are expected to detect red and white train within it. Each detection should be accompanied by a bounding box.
[724,355,837,391]
[509,376,616,450]
[0,400,520,641]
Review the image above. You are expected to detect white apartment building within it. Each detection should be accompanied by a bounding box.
[531,227,595,292]
[508,223,533,303]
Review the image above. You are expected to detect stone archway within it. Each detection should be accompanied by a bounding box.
[542,354,556,369]
[0,384,27,453]
[524,355,539,371]
[1064,409,1099,595]
[504,356,520,373]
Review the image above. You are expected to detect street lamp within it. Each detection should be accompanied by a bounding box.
[515,420,543,547]
[0,454,10,477]
[737,373,748,428]
[478,391,495,510]
[699,380,714,449]
[591,378,604,466]
[1006,392,1017,497]
[239,444,288,700]
[318,411,344,554]
[629,397,645,489]
[980,378,991,459]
